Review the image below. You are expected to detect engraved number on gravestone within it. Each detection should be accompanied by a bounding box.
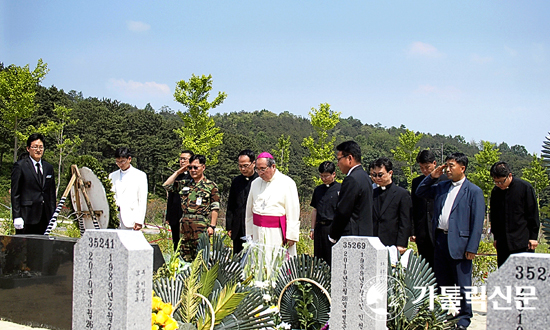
[515,266,546,281]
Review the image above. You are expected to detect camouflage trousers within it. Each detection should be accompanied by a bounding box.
[179,216,208,262]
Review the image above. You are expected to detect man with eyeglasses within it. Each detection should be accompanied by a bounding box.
[329,140,373,243]
[489,161,539,267]
[309,161,341,266]
[226,149,258,254]
[109,147,148,230]
[11,133,56,234]
[165,150,194,251]
[410,150,447,269]
[371,157,412,254]
[164,155,220,261]
[245,152,300,257]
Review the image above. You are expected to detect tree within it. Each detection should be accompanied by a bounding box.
[469,141,501,220]
[0,59,49,161]
[390,129,423,190]
[522,153,550,209]
[302,103,341,183]
[173,74,226,165]
[271,134,291,175]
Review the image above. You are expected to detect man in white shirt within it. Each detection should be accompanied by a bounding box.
[416,153,485,330]
[245,152,300,257]
[109,147,148,230]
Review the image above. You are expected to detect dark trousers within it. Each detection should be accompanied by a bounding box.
[434,230,473,328]
[314,222,333,266]
[169,220,180,251]
[416,238,435,271]
[496,240,530,267]
[233,237,244,255]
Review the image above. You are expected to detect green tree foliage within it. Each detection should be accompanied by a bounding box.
[469,141,501,219]
[0,59,49,161]
[173,74,226,165]
[272,134,291,175]
[522,154,550,215]
[302,103,341,183]
[391,129,423,190]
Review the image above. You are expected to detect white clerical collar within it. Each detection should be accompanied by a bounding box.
[452,176,466,187]
[347,164,361,176]
[120,165,132,175]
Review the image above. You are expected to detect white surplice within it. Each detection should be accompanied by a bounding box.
[245,169,300,256]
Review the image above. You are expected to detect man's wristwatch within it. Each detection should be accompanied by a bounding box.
[208,224,216,229]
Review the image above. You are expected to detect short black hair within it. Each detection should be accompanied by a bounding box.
[27,133,45,148]
[181,150,194,157]
[318,161,336,174]
[416,150,436,164]
[373,157,393,172]
[336,140,361,163]
[368,161,375,171]
[238,149,256,162]
[115,147,132,159]
[190,154,206,165]
[445,152,469,171]
[490,161,511,178]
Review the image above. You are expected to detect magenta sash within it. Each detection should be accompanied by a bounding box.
[253,213,287,244]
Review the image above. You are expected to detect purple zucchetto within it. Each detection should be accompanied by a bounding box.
[257,152,274,159]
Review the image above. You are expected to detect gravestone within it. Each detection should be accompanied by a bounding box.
[330,236,388,330]
[72,229,153,330]
[487,253,550,329]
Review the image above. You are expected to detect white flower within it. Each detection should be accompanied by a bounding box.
[263,294,272,302]
[278,321,291,329]
[254,281,269,289]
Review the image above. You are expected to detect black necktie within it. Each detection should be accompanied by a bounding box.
[36,163,43,185]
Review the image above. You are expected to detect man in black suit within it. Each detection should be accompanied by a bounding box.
[410,150,447,269]
[226,149,258,254]
[372,157,411,252]
[165,150,193,251]
[11,133,56,235]
[490,161,539,267]
[329,140,373,242]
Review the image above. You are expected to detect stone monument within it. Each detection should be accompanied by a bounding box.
[72,229,153,330]
[330,236,388,330]
[487,253,550,329]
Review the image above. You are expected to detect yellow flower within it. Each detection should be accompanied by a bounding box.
[152,325,159,330]
[151,313,157,325]
[164,319,179,330]
[152,296,163,311]
[162,302,173,315]
[156,310,168,324]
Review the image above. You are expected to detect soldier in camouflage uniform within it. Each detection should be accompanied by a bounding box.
[163,154,220,261]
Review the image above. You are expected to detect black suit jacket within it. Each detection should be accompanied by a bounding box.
[373,183,412,247]
[11,157,56,225]
[411,174,447,244]
[166,172,191,226]
[226,173,258,240]
[490,177,539,251]
[330,166,373,241]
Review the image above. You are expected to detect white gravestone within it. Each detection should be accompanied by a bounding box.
[487,253,550,329]
[330,236,388,330]
[72,229,153,330]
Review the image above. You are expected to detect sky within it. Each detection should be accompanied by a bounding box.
[2,0,550,154]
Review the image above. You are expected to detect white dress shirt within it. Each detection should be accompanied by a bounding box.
[438,176,466,231]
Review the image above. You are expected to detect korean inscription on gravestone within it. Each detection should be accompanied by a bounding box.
[330,236,388,330]
[73,229,153,330]
[487,253,550,329]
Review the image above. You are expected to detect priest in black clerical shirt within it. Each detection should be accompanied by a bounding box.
[226,150,259,254]
[371,157,412,254]
[309,161,341,266]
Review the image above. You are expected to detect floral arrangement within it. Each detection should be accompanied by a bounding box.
[152,292,179,330]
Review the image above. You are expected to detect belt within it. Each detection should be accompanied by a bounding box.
[253,213,287,244]
[436,228,448,234]
[182,214,205,220]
